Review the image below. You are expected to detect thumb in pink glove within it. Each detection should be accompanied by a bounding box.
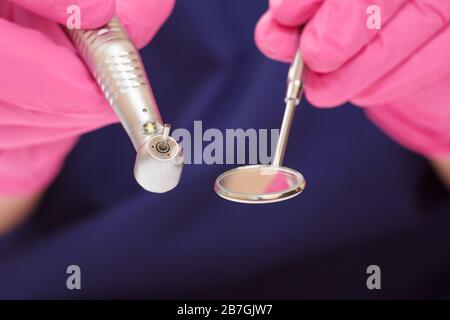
[0,0,175,196]
[255,0,450,160]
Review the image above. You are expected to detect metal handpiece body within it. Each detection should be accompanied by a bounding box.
[67,17,183,193]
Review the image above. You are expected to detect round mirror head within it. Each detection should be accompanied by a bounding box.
[214,165,306,204]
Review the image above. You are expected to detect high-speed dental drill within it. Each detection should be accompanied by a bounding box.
[66,17,184,193]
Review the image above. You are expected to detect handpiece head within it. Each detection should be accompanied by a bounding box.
[134,132,184,193]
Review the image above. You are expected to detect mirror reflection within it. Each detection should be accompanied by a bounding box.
[215,165,305,203]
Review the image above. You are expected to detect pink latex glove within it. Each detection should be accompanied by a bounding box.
[255,0,450,159]
[0,0,175,196]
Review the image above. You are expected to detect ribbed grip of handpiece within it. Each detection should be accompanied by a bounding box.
[66,17,163,149]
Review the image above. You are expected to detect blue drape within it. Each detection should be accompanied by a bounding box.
[1,0,449,299]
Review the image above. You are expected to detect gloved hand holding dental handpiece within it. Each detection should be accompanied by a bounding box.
[255,0,450,189]
[0,0,175,233]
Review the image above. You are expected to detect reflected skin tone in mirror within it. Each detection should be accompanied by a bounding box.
[215,165,305,203]
[218,167,294,194]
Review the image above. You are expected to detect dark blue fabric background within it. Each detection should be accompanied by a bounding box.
[1,0,450,299]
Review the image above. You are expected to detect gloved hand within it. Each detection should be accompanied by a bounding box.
[255,0,450,159]
[0,0,175,196]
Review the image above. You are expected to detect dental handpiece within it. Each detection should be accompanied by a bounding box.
[66,17,184,193]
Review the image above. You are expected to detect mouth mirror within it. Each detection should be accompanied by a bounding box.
[215,165,305,204]
[214,50,306,204]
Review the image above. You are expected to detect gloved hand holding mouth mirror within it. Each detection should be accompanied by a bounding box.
[215,49,306,204]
